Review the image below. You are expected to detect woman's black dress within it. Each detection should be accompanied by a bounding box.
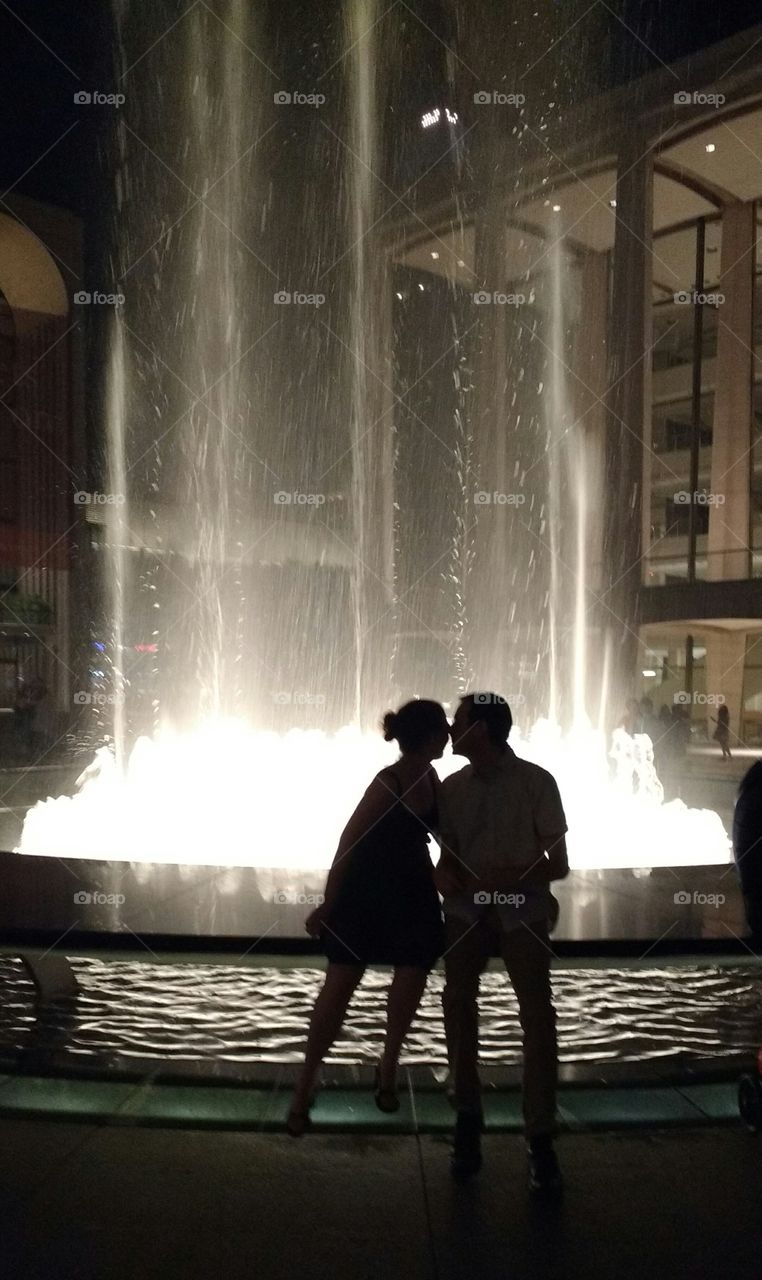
[321,767,444,970]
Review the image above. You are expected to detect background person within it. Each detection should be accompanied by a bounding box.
[639,696,658,743]
[620,697,642,735]
[712,703,732,760]
[13,675,36,759]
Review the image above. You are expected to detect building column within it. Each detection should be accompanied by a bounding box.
[708,201,755,582]
[604,136,654,719]
[704,627,746,743]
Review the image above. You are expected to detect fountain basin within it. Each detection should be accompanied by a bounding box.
[0,851,745,943]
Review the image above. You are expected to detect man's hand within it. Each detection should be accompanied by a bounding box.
[516,859,552,889]
[473,862,545,891]
[434,861,469,896]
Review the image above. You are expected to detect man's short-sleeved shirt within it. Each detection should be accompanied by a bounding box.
[439,746,568,932]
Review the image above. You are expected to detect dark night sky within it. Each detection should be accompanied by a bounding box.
[0,0,759,215]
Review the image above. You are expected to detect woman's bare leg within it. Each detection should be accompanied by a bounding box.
[291,964,365,1111]
[379,966,428,1089]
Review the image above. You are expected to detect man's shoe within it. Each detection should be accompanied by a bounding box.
[527,1136,562,1197]
[450,1110,483,1182]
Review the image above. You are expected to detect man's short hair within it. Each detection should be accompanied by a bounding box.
[461,693,512,746]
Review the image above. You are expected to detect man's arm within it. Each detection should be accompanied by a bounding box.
[545,833,569,881]
[434,842,470,896]
[530,772,569,883]
[478,836,568,894]
[477,773,569,893]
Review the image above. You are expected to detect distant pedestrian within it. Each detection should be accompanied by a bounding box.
[639,696,658,743]
[652,703,674,780]
[712,704,732,760]
[27,676,50,756]
[13,677,35,758]
[620,698,642,736]
[671,704,691,756]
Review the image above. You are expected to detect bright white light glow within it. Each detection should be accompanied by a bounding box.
[17,718,731,870]
[420,106,458,129]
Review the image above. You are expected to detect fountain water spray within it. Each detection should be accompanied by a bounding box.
[15,0,731,883]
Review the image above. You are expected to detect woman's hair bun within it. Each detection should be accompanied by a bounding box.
[382,710,398,742]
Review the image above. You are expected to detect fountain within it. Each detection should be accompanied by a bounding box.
[7,0,735,943]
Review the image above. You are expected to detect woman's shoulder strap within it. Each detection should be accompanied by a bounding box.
[377,766,403,797]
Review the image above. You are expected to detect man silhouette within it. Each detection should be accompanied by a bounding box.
[436,693,569,1194]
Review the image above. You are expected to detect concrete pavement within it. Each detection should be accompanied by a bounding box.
[2,1118,761,1280]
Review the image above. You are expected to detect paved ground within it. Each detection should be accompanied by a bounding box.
[2,1118,761,1280]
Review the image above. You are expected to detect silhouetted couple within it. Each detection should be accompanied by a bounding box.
[288,693,570,1196]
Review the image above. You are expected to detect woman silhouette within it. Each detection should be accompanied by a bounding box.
[286,699,449,1134]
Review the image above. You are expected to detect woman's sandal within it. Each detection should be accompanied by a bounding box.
[286,1093,315,1137]
[286,1108,311,1137]
[373,1063,400,1114]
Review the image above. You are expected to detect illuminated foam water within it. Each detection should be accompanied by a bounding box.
[16,717,730,870]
